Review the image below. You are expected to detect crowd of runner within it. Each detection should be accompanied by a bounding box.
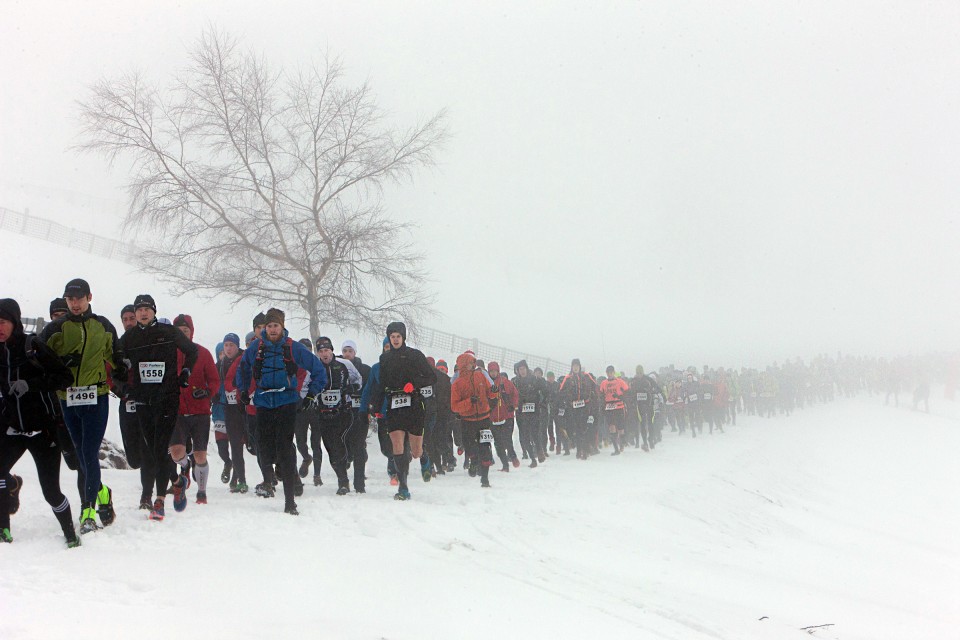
[0,278,941,548]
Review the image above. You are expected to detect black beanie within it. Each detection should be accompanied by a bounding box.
[49,298,69,317]
[134,294,157,313]
[315,336,334,351]
[386,321,407,341]
[252,312,267,329]
[121,304,136,316]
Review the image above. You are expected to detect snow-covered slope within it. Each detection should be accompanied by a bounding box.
[2,396,957,639]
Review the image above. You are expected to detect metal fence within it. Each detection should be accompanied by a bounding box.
[2,205,568,371]
[22,316,46,334]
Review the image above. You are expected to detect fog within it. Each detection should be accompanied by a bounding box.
[3,1,959,371]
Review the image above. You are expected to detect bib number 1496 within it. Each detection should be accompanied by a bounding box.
[66,385,97,407]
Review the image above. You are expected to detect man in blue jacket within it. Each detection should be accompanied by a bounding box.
[236,309,326,515]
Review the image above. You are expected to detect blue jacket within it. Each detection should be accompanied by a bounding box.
[236,329,327,409]
[360,362,389,415]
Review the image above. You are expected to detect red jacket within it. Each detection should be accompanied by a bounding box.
[174,315,220,415]
[487,362,518,423]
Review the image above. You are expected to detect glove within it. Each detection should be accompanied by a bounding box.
[191,388,211,399]
[239,390,251,405]
[403,382,414,394]
[61,353,82,368]
[178,368,191,388]
[301,395,317,411]
[9,379,28,398]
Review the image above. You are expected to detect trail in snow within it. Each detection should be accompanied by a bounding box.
[2,395,958,640]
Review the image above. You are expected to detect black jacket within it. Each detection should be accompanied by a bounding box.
[433,369,453,423]
[116,319,199,406]
[374,344,436,414]
[1,332,72,435]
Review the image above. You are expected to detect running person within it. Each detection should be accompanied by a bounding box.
[215,333,248,493]
[599,366,629,455]
[313,336,362,494]
[171,314,219,506]
[558,359,596,460]
[370,321,436,500]
[114,295,198,521]
[0,299,79,547]
[115,304,150,505]
[39,278,123,533]
[512,359,546,466]
[236,309,326,515]
[450,351,495,488]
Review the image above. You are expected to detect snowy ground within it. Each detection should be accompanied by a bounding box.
[2,394,958,640]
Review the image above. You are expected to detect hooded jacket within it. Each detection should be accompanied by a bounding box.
[487,362,518,424]
[1,306,72,434]
[512,361,546,413]
[173,315,220,415]
[450,352,491,421]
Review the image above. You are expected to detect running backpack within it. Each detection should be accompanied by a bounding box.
[252,338,298,382]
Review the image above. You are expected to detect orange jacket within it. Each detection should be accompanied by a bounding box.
[451,352,491,421]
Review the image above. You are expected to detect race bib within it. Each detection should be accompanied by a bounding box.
[557,408,565,417]
[688,393,698,402]
[420,386,434,398]
[522,402,536,413]
[391,394,411,410]
[225,389,238,405]
[66,385,97,407]
[587,416,594,424]
[125,400,137,413]
[492,420,506,426]
[479,429,494,443]
[605,402,619,411]
[571,400,585,409]
[350,397,361,409]
[139,361,165,383]
[321,389,342,407]
[213,421,227,434]
[637,392,648,402]
[703,393,712,400]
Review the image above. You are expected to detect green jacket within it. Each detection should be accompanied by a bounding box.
[39,307,120,399]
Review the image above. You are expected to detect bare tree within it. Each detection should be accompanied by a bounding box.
[77,28,445,341]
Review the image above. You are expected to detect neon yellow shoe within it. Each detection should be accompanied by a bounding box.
[78,507,100,535]
[96,484,115,526]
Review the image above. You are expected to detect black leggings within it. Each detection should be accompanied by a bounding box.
[344,410,368,488]
[295,406,322,470]
[224,404,247,483]
[491,418,517,465]
[317,411,351,488]
[0,429,71,533]
[256,403,298,505]
[137,401,179,499]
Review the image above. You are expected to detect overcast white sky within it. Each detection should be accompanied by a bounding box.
[2,1,959,371]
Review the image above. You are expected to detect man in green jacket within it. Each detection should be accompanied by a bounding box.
[39,278,123,534]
